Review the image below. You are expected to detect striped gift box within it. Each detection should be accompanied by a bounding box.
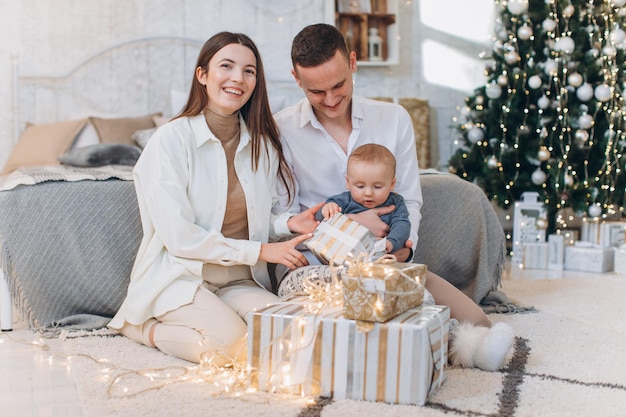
[304,213,386,265]
[247,297,449,405]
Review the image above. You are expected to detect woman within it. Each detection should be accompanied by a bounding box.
[108,32,320,365]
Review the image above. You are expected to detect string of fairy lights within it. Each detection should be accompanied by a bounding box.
[451,0,626,230]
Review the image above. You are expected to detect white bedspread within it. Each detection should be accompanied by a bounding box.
[0,164,134,191]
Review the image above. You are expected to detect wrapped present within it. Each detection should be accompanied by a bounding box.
[581,219,626,248]
[564,242,614,273]
[247,297,449,406]
[521,242,548,270]
[305,213,387,265]
[613,245,626,275]
[342,260,426,322]
[547,234,564,271]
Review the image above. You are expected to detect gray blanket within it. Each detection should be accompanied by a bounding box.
[0,170,515,334]
[415,170,507,307]
[0,179,141,332]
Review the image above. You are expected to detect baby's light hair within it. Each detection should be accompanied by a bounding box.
[348,144,396,175]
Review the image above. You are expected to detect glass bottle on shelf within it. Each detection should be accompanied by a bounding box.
[368,27,383,61]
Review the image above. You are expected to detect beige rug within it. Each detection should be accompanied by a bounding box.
[57,272,626,417]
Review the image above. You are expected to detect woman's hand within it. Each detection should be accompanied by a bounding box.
[287,201,325,234]
[259,233,313,270]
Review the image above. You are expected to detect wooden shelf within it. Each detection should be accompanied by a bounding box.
[332,0,399,66]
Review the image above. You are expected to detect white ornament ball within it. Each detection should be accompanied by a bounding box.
[475,95,484,105]
[507,0,529,15]
[532,168,547,185]
[575,129,590,142]
[542,19,557,32]
[467,127,485,143]
[555,36,575,53]
[567,72,583,87]
[505,51,520,65]
[538,146,550,161]
[460,106,471,118]
[537,95,550,109]
[595,84,612,102]
[564,174,574,186]
[612,0,626,7]
[486,83,503,99]
[518,25,533,40]
[497,74,509,86]
[588,204,602,218]
[603,45,617,57]
[528,75,543,89]
[544,59,559,75]
[610,28,626,45]
[578,114,594,129]
[587,47,600,58]
[576,83,594,101]
[487,156,498,169]
[562,5,575,18]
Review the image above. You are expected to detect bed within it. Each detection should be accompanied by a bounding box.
[0,37,507,334]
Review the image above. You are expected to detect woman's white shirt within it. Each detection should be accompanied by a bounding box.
[109,114,292,328]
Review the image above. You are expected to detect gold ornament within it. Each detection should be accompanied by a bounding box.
[538,146,550,161]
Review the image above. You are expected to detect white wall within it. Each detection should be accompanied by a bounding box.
[0,0,494,169]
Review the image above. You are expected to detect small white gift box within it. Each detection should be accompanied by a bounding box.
[581,219,626,248]
[613,245,626,275]
[522,242,548,270]
[564,242,614,273]
[548,234,565,271]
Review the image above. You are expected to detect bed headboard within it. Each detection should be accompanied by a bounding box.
[12,35,303,142]
[13,36,205,142]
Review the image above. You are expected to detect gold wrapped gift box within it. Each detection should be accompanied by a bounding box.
[247,297,449,405]
[342,261,427,322]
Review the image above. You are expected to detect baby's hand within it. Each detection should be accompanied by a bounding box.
[322,202,341,219]
[385,240,393,253]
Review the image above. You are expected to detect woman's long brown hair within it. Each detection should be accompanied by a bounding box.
[177,32,293,203]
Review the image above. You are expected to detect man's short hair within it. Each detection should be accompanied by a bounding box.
[291,23,350,69]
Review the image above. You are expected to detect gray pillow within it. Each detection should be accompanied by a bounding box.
[58,143,142,167]
[131,127,157,149]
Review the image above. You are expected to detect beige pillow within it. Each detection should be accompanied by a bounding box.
[1,118,88,175]
[90,113,161,145]
[153,115,170,127]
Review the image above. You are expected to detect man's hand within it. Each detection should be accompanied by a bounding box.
[287,201,325,234]
[347,205,395,238]
[391,239,413,262]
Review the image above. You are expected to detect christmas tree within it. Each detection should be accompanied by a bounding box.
[448,0,626,233]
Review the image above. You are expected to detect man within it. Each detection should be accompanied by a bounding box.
[274,24,420,264]
[274,23,515,372]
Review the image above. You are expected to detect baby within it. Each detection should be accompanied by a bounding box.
[316,143,410,254]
